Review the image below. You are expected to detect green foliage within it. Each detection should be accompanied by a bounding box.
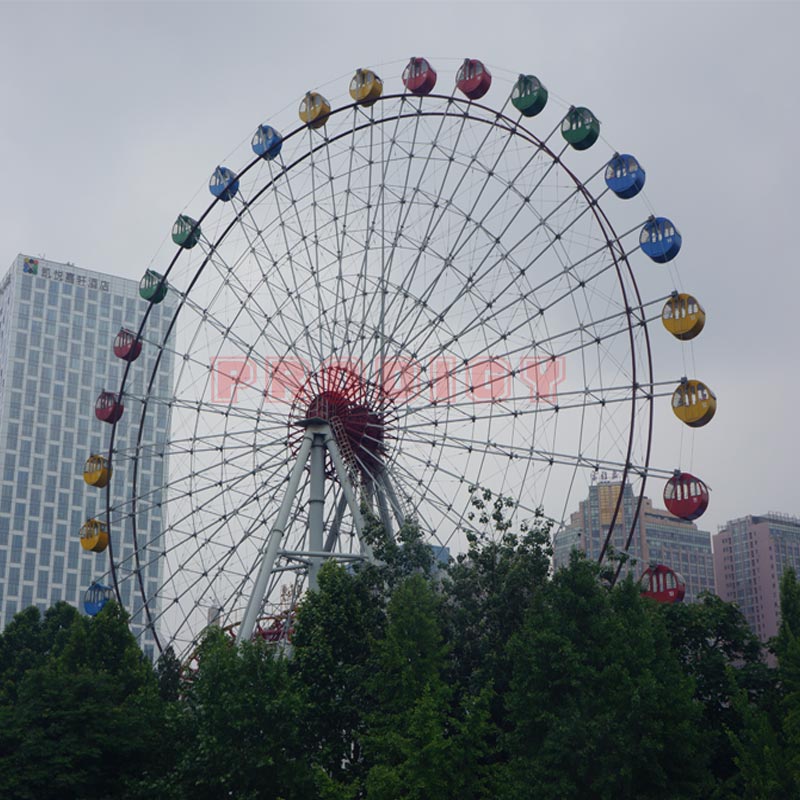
[358,511,436,593]
[724,568,800,798]
[0,601,166,800]
[502,554,708,799]
[1,516,796,799]
[774,567,800,663]
[165,626,315,800]
[155,645,182,701]
[291,561,383,785]
[363,574,496,800]
[0,602,80,703]
[660,591,774,789]
[443,487,551,703]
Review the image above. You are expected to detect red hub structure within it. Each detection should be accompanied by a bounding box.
[289,365,396,479]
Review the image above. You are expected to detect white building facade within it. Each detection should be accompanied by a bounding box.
[0,254,174,658]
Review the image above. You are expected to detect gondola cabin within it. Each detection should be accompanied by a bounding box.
[664,472,709,521]
[672,380,717,428]
[640,564,686,604]
[662,293,705,340]
[95,391,124,424]
[83,455,112,488]
[640,216,681,263]
[139,269,167,304]
[80,519,109,553]
[113,328,142,362]
[349,68,383,106]
[561,107,600,150]
[402,57,437,95]
[456,59,491,100]
[511,74,548,117]
[83,582,114,616]
[605,154,646,199]
[172,215,202,249]
[299,92,331,129]
[209,166,239,202]
[251,124,283,160]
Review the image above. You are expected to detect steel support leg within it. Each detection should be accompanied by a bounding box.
[307,432,326,591]
[237,432,313,643]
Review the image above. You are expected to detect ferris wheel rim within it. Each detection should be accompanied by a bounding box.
[101,87,658,655]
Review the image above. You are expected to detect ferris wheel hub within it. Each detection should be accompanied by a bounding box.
[289,364,396,480]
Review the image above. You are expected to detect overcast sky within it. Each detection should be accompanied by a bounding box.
[1,1,797,534]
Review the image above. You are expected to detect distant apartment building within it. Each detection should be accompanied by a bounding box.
[0,254,174,658]
[713,514,800,641]
[553,477,715,602]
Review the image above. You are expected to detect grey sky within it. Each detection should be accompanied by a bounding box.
[1,1,797,534]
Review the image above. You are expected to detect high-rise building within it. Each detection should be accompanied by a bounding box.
[553,477,715,602]
[713,514,800,641]
[0,254,174,658]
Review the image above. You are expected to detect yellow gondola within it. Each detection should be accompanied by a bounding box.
[80,519,109,553]
[661,293,705,340]
[349,68,383,106]
[298,92,331,129]
[672,379,717,427]
[83,454,112,488]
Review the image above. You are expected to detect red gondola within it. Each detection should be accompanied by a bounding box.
[663,471,709,520]
[402,57,437,96]
[95,391,124,424]
[455,58,491,100]
[640,564,686,604]
[113,328,142,362]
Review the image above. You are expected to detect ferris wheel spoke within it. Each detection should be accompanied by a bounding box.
[121,447,303,628]
[391,297,663,413]
[112,442,285,522]
[114,449,292,552]
[328,99,438,362]
[120,391,276,423]
[402,220,646,376]
[396,429,667,481]
[226,199,330,370]
[383,126,584,347]
[342,98,421,376]
[352,103,500,376]
[175,290,292,383]
[340,100,474,375]
[378,129,599,358]
[198,236,326,371]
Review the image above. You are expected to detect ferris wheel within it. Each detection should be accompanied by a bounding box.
[79,58,715,657]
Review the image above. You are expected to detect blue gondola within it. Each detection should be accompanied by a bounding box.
[640,216,682,263]
[83,582,114,616]
[251,124,283,160]
[209,166,239,201]
[605,153,646,199]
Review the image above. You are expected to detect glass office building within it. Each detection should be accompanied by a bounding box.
[0,254,174,658]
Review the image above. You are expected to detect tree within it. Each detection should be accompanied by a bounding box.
[727,568,800,798]
[774,567,800,664]
[441,488,551,715]
[660,592,775,789]
[502,554,708,799]
[290,560,384,788]
[0,602,168,800]
[0,602,80,704]
[164,626,315,800]
[363,573,496,800]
